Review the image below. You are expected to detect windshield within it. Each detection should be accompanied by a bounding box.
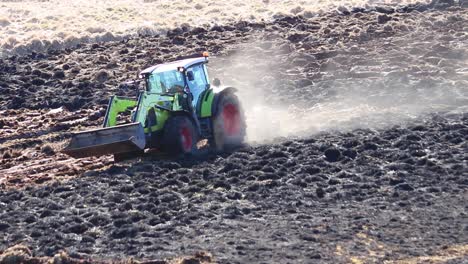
[147,70,185,94]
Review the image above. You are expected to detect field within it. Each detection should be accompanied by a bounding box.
[0,0,428,57]
[0,0,467,263]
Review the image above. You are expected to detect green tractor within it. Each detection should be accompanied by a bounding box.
[62,53,246,160]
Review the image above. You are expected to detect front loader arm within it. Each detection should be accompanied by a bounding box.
[103,96,138,127]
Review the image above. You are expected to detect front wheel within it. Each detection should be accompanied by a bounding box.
[212,93,246,151]
[162,115,199,155]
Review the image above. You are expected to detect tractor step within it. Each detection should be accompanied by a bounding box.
[198,118,213,138]
[62,123,146,158]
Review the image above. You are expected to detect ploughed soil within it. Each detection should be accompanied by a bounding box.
[0,2,467,263]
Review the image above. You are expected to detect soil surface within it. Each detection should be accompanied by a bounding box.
[1,1,467,263]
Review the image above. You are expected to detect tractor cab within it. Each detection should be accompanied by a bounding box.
[140,54,210,108]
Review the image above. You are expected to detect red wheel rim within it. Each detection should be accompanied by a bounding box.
[180,125,192,152]
[222,103,240,136]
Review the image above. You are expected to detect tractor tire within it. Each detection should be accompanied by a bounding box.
[162,115,199,155]
[212,93,246,151]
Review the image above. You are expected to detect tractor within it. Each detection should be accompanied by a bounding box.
[62,52,246,160]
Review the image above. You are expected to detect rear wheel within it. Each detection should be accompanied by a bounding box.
[162,115,199,155]
[212,93,246,151]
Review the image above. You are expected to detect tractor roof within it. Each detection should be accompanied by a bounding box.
[140,57,207,76]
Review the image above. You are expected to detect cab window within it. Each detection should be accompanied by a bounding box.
[187,64,208,107]
[148,70,185,94]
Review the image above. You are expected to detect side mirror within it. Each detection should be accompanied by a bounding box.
[212,78,221,87]
[187,71,194,81]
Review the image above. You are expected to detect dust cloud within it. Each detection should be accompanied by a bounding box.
[210,39,467,143]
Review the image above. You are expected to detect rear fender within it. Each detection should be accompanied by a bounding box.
[211,87,238,116]
[197,87,238,118]
[197,89,215,118]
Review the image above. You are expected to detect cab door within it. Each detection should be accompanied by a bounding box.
[186,64,209,108]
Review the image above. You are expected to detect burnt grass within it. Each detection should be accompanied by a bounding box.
[1,2,468,263]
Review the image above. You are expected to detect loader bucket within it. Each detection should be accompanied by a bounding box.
[62,123,146,158]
